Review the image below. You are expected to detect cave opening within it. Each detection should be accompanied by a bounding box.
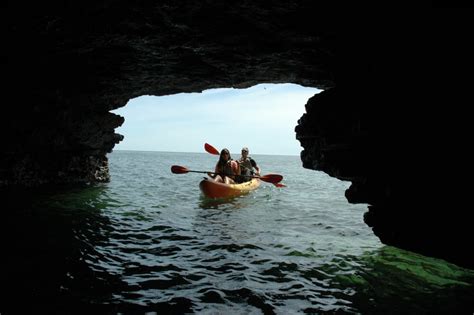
[111,83,320,156]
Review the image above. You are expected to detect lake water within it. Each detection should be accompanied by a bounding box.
[2,150,473,314]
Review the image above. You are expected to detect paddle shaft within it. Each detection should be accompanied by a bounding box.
[172,165,284,186]
[184,170,212,174]
[186,169,257,178]
[179,168,235,177]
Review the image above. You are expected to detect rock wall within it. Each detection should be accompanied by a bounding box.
[2,2,471,268]
[3,0,334,185]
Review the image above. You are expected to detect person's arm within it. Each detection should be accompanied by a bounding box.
[251,159,260,175]
[208,164,218,178]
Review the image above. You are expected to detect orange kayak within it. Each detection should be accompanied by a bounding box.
[199,178,260,198]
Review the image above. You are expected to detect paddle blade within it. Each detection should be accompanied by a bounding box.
[204,143,219,155]
[171,165,189,174]
[259,174,283,184]
[274,183,286,188]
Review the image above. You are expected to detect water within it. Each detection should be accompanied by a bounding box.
[1,150,473,314]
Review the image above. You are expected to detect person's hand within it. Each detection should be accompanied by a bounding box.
[207,172,213,178]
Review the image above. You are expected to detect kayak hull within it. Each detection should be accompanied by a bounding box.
[199,178,260,198]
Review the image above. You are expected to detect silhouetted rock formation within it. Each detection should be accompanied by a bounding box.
[3,2,471,269]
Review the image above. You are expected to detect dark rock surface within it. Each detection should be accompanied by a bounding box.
[2,2,471,268]
[3,0,334,185]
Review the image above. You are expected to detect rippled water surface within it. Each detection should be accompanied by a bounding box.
[2,151,473,314]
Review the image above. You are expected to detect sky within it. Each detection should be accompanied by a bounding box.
[111,83,321,156]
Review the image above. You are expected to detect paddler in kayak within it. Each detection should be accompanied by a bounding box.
[208,148,241,184]
[237,147,260,182]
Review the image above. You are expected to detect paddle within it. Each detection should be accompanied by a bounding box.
[203,143,286,187]
[171,165,284,185]
[204,143,219,155]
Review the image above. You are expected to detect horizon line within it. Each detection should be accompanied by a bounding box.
[110,148,301,157]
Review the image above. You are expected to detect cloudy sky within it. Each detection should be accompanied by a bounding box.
[112,83,320,156]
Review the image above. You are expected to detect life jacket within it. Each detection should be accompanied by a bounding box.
[239,157,255,174]
[216,160,239,178]
[237,157,256,182]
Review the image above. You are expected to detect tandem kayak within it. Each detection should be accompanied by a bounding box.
[199,178,260,198]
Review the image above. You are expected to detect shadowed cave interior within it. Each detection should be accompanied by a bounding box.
[2,2,471,269]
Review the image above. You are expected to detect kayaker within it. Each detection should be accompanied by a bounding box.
[209,148,240,184]
[237,147,260,182]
